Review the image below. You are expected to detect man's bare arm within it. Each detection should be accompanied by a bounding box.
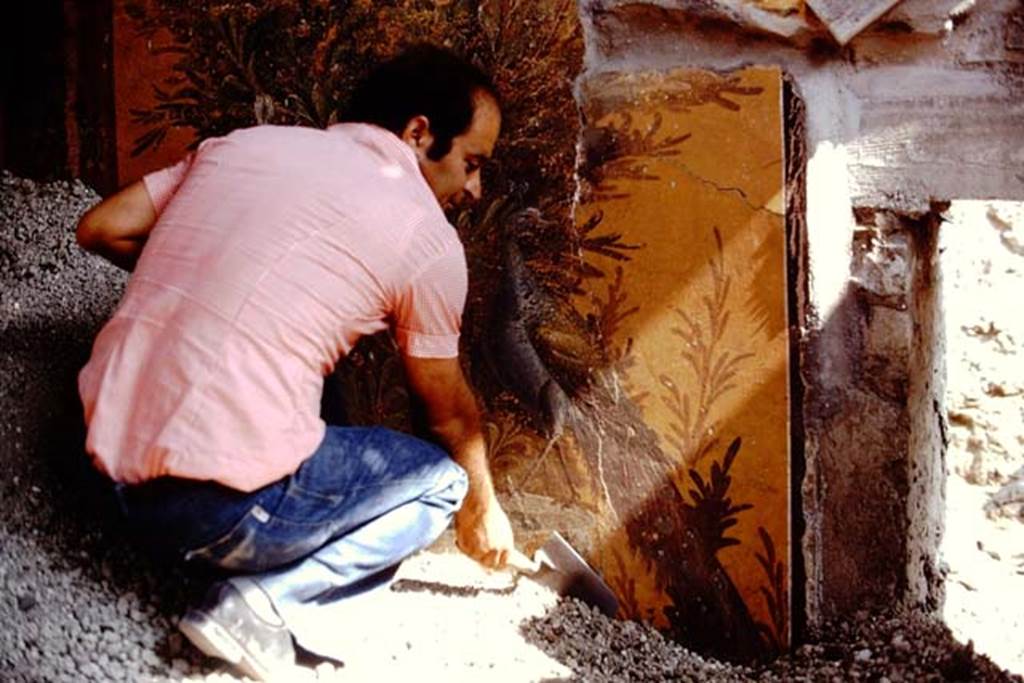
[403,355,514,568]
[76,180,158,271]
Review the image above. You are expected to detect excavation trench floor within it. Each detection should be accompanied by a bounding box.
[1,172,1021,682]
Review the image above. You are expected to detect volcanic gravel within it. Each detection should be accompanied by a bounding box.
[1,171,1021,682]
[524,599,1019,682]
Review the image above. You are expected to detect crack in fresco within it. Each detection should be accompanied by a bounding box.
[593,428,618,522]
[662,158,784,217]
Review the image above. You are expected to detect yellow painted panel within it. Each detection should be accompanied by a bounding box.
[569,66,790,658]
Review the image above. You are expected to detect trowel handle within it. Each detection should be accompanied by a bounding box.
[506,548,541,574]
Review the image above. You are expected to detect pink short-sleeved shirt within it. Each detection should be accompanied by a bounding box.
[78,123,466,492]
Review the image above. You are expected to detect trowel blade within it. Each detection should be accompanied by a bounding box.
[535,532,619,618]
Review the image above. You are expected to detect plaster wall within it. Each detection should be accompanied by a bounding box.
[577,0,1023,629]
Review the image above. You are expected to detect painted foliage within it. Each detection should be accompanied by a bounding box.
[113,0,789,662]
[486,67,791,660]
[582,67,789,656]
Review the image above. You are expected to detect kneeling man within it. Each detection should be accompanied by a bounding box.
[76,45,514,679]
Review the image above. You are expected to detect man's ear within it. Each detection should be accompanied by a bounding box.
[400,115,434,159]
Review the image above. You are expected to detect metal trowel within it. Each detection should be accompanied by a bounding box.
[506,532,619,617]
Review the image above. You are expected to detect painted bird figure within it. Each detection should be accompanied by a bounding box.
[487,208,606,439]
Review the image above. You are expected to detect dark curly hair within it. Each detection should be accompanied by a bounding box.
[344,44,499,161]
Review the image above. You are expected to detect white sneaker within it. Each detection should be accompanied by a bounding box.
[179,581,295,681]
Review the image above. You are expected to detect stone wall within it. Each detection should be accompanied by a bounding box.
[790,204,947,624]
[939,200,1024,671]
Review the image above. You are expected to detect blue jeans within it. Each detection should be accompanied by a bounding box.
[116,426,467,656]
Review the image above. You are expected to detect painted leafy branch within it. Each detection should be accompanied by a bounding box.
[581,111,692,203]
[588,265,639,354]
[684,437,752,553]
[744,222,786,340]
[570,210,644,307]
[575,213,646,402]
[754,526,788,653]
[483,412,536,473]
[123,0,583,179]
[660,73,765,113]
[607,545,644,622]
[660,227,754,465]
[124,0,379,153]
[577,210,644,268]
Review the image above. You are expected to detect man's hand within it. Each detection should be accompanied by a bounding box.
[403,355,516,569]
[454,492,515,569]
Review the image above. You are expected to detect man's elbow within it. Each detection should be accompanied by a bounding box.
[76,205,124,254]
[429,405,482,450]
[76,208,105,252]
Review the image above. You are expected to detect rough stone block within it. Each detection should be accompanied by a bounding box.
[852,225,912,302]
[865,306,912,363]
[847,66,1024,210]
[815,387,909,615]
[802,206,946,624]
[863,305,913,403]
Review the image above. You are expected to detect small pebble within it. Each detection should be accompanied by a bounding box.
[17,593,38,611]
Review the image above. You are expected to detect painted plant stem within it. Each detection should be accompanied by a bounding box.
[661,227,753,465]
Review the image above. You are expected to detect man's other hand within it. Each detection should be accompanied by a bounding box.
[454,494,515,569]
[403,355,516,569]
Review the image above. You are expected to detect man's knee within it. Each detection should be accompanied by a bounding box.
[366,426,468,508]
[447,459,469,502]
[427,455,468,513]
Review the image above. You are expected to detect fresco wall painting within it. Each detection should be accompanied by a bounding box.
[578,67,789,658]
[111,0,790,662]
